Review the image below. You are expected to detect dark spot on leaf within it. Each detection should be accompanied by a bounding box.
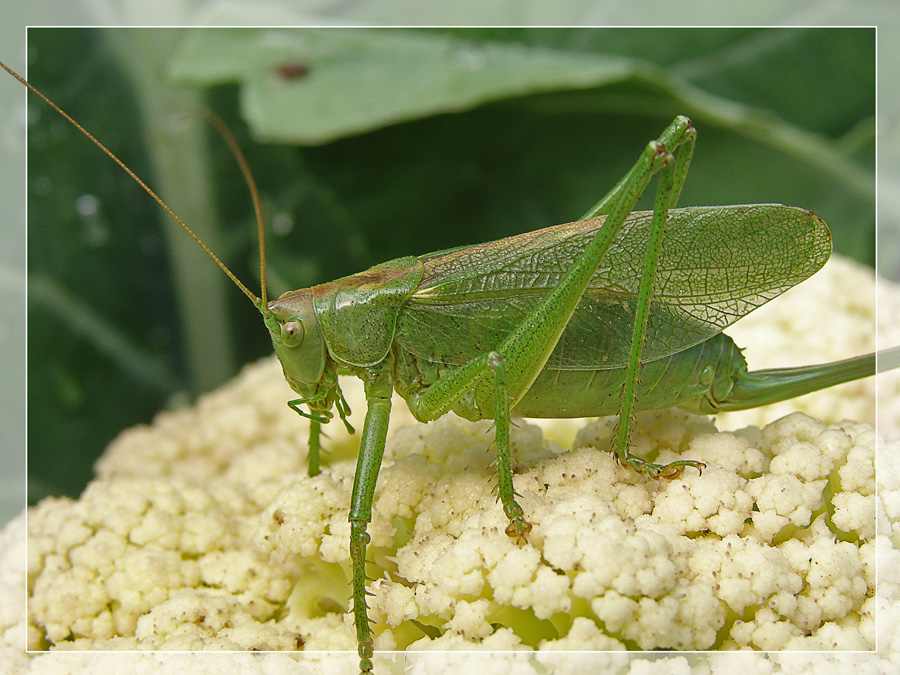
[276,62,310,80]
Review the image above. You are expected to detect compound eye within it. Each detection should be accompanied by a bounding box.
[281,320,304,347]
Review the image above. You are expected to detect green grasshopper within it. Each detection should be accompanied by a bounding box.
[6,58,897,673]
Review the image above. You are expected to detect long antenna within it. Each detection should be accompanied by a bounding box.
[192,108,268,310]
[1,58,262,308]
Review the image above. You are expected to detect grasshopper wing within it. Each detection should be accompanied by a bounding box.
[395,205,830,370]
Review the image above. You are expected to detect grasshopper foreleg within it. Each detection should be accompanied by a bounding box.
[307,419,323,476]
[288,398,332,476]
[289,381,356,477]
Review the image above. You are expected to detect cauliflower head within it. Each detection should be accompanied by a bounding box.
[7,254,899,674]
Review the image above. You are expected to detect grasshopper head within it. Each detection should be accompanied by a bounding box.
[263,289,327,398]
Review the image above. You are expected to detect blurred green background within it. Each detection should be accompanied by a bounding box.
[27,27,875,502]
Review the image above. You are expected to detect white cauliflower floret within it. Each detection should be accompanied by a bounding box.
[26,473,302,650]
[544,499,677,600]
[538,616,625,650]
[129,588,300,650]
[650,465,752,535]
[746,472,825,540]
[832,492,876,540]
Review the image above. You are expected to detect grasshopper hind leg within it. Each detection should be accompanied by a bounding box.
[607,119,705,480]
[615,444,705,478]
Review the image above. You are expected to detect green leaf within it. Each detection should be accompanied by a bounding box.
[172,28,650,144]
